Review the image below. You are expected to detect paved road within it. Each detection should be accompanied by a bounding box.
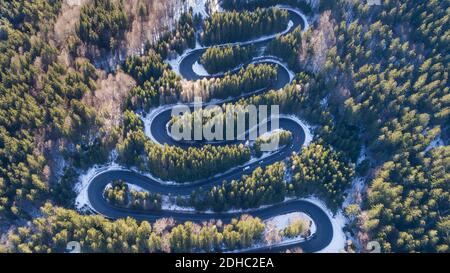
[86,6,334,253]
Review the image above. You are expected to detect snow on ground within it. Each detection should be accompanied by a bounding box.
[277,5,310,31]
[128,183,146,193]
[342,177,364,208]
[192,61,211,76]
[75,162,124,211]
[425,135,444,153]
[357,145,367,164]
[208,0,223,13]
[266,212,314,232]
[282,114,313,147]
[188,0,209,18]
[303,197,347,253]
[162,195,197,212]
[165,15,298,74]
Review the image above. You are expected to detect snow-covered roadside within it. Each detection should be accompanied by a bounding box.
[302,197,347,253]
[165,4,310,77]
[190,55,296,83]
[75,164,342,253]
[266,212,316,234]
[162,195,196,212]
[282,114,313,147]
[192,61,211,76]
[276,5,310,31]
[75,162,125,211]
[165,14,298,76]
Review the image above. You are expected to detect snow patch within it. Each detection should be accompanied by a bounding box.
[276,5,310,31]
[75,162,125,211]
[282,114,313,147]
[302,197,347,253]
[188,0,209,18]
[192,61,211,76]
[266,212,313,232]
[162,195,196,212]
[425,136,444,153]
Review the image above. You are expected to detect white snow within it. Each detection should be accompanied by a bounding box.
[192,61,211,76]
[161,195,197,212]
[188,0,209,18]
[357,145,367,165]
[276,5,310,32]
[128,183,146,193]
[75,162,125,211]
[282,114,313,147]
[425,136,444,153]
[165,5,310,80]
[302,197,347,253]
[266,212,313,232]
[342,177,365,208]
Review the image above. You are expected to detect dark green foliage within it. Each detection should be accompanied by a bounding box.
[6,204,265,253]
[209,63,278,99]
[201,8,289,45]
[201,45,256,74]
[189,162,286,211]
[105,180,128,206]
[266,26,302,70]
[51,168,78,207]
[222,0,312,14]
[143,143,251,182]
[76,0,130,50]
[104,179,162,210]
[324,0,449,252]
[0,3,104,218]
[365,147,450,253]
[153,11,196,59]
[254,130,293,157]
[291,143,355,211]
[116,125,251,182]
[0,0,62,33]
[124,51,182,111]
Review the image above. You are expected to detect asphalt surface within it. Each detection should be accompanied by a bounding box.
[86,6,334,253]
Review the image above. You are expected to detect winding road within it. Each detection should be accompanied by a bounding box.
[84,4,335,253]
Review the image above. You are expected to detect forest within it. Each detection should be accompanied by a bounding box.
[117,112,252,182]
[321,0,449,252]
[179,63,278,103]
[123,51,182,110]
[0,0,449,254]
[153,10,197,59]
[254,130,293,157]
[201,8,289,45]
[0,0,111,219]
[76,0,129,51]
[266,26,302,70]
[7,204,266,253]
[187,162,287,211]
[291,143,354,211]
[205,63,278,99]
[168,102,284,142]
[200,45,256,74]
[104,180,162,211]
[184,142,354,212]
[222,0,313,14]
